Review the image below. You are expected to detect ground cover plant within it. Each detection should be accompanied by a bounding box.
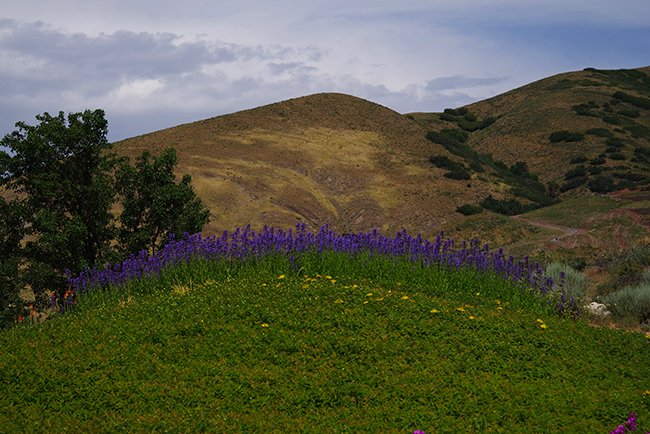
[1,225,648,432]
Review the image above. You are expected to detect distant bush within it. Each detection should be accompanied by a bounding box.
[545,262,588,303]
[588,175,616,193]
[549,130,585,143]
[588,166,605,175]
[572,103,598,117]
[613,91,650,110]
[585,128,613,137]
[429,155,471,180]
[613,172,646,182]
[618,108,641,118]
[456,204,483,216]
[442,128,470,143]
[564,165,587,180]
[602,283,650,325]
[605,137,626,148]
[570,155,588,164]
[469,161,484,173]
[590,156,606,165]
[478,117,496,129]
[608,152,626,160]
[601,115,622,125]
[625,124,650,140]
[480,195,537,216]
[510,161,531,176]
[560,176,588,192]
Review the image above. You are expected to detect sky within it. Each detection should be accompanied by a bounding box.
[1,1,649,142]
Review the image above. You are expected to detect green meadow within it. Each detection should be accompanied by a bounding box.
[1,253,648,433]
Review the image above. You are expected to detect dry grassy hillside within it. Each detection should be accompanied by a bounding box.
[115,93,494,235]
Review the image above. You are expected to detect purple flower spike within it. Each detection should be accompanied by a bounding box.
[413,431,426,434]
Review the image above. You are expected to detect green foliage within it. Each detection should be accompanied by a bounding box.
[602,283,650,325]
[545,262,588,303]
[549,130,585,143]
[0,199,25,328]
[588,175,616,193]
[572,103,599,117]
[0,110,117,302]
[606,137,626,148]
[585,128,613,137]
[456,204,483,216]
[116,148,210,255]
[564,166,587,180]
[624,124,650,140]
[570,155,588,164]
[480,195,539,216]
[560,176,588,192]
[613,91,650,110]
[618,108,641,118]
[608,152,626,161]
[1,254,649,432]
[590,156,606,165]
[0,111,211,318]
[602,114,623,125]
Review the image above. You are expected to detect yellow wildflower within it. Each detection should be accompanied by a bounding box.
[366,292,373,297]
[644,390,650,397]
[334,299,343,304]
[261,323,269,328]
[539,323,548,329]
[325,275,332,280]
[278,274,285,279]
[430,308,440,313]
[456,307,465,312]
[469,316,476,320]
[402,295,410,300]
[352,284,358,289]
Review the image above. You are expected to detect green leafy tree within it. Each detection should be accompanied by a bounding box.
[0,198,25,327]
[0,110,118,304]
[116,148,210,255]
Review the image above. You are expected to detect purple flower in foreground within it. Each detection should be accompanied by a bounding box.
[413,431,426,434]
[627,412,637,431]
[611,425,626,434]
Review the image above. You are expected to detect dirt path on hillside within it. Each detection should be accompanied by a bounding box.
[511,215,598,249]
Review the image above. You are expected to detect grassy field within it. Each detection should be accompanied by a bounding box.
[1,233,649,432]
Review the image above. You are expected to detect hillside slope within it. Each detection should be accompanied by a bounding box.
[115,93,494,235]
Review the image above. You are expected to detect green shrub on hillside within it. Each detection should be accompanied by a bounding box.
[590,156,606,165]
[588,166,605,175]
[602,115,623,125]
[605,137,626,148]
[588,175,616,193]
[618,108,641,118]
[545,262,588,303]
[479,195,538,216]
[564,166,587,180]
[549,130,585,143]
[585,128,613,137]
[602,283,650,325]
[613,91,650,110]
[456,204,483,216]
[608,152,626,161]
[570,155,588,164]
[560,176,588,192]
[625,124,650,140]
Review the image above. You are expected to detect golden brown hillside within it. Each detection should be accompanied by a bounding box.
[115,93,494,235]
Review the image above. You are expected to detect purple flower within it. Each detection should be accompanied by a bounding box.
[413,431,426,434]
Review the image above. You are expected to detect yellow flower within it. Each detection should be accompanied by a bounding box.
[496,306,504,311]
[331,279,337,284]
[430,308,440,313]
[278,274,285,279]
[475,292,480,296]
[402,295,410,300]
[536,319,545,324]
[261,323,269,328]
[334,299,343,304]
[366,292,373,297]
[325,275,332,280]
[539,324,548,329]
[495,300,501,305]
[456,307,465,312]
[469,315,476,320]
[644,390,650,397]
[352,284,358,289]
[645,332,650,339]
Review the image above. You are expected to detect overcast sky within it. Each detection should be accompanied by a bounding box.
[1,1,649,142]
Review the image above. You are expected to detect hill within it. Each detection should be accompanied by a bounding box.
[114,69,650,277]
[115,93,498,235]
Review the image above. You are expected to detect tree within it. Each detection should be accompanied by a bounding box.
[0,198,25,328]
[1,110,211,318]
[116,148,210,255]
[0,110,117,304]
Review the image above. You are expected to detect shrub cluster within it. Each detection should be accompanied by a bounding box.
[479,195,539,216]
[613,91,650,110]
[456,204,482,216]
[549,130,585,143]
[428,155,471,180]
